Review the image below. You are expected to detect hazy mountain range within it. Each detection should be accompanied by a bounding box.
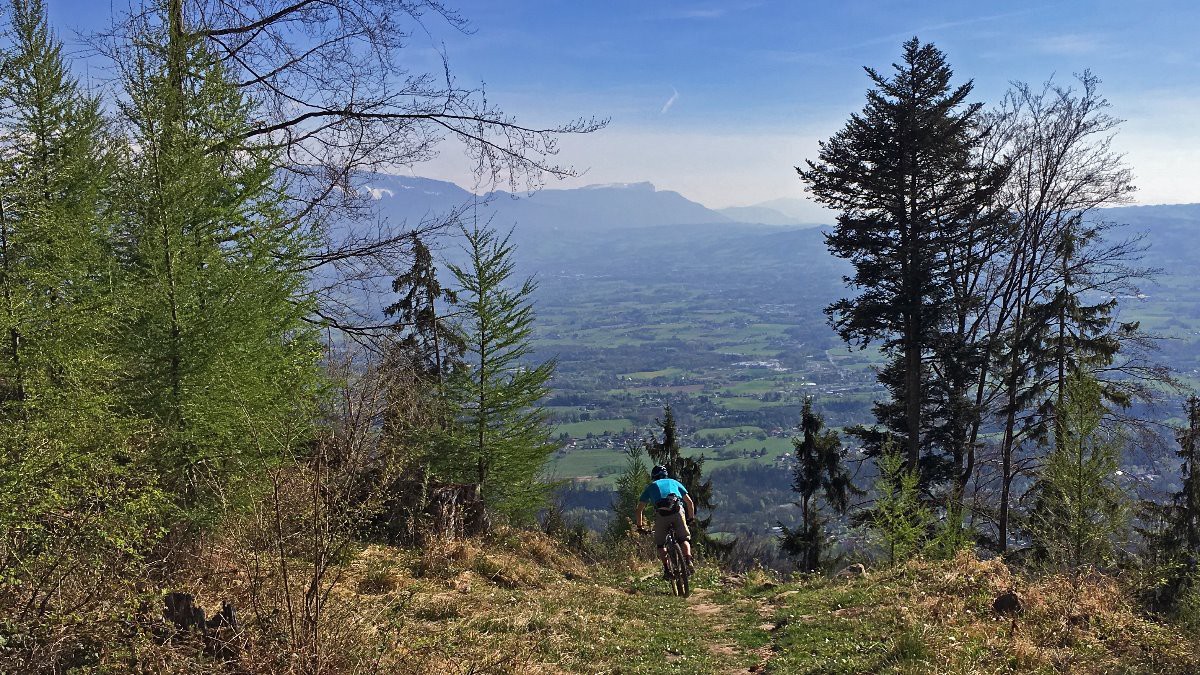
[361,173,828,231]
[362,173,1200,385]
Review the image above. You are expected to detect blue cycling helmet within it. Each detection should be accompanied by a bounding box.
[651,465,669,480]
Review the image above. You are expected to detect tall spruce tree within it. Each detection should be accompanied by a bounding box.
[780,398,853,573]
[113,2,320,517]
[443,223,555,522]
[798,38,1005,482]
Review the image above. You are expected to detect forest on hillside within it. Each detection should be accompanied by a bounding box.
[1,0,1199,672]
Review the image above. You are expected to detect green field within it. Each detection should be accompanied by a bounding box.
[726,436,794,456]
[717,396,789,411]
[553,418,635,437]
[693,425,764,439]
[624,367,684,380]
[546,448,628,484]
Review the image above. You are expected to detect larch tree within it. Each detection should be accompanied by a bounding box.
[1025,371,1128,572]
[0,0,160,621]
[113,1,321,517]
[102,0,605,336]
[606,444,650,543]
[443,223,555,523]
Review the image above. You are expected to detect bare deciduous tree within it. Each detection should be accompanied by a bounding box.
[102,0,605,337]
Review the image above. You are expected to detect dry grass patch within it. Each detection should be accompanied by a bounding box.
[766,552,1200,674]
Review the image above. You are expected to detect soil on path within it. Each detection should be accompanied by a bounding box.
[686,588,775,673]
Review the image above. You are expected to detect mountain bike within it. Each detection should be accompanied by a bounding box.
[663,528,691,598]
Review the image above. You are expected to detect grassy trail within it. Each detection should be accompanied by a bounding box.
[308,533,1200,673]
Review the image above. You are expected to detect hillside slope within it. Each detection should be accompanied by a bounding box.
[145,531,1200,674]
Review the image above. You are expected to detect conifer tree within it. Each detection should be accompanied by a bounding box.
[443,223,555,522]
[1026,372,1128,572]
[645,405,724,552]
[0,0,162,619]
[780,397,853,572]
[0,0,118,417]
[606,444,649,543]
[113,2,320,517]
[1137,395,1200,611]
[871,448,932,565]
[1178,396,1200,562]
[798,37,1005,481]
[384,233,465,387]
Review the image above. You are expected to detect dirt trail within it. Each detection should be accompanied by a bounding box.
[686,588,774,672]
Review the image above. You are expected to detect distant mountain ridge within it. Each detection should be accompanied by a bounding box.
[362,173,742,232]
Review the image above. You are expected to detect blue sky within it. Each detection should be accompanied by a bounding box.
[45,0,1200,208]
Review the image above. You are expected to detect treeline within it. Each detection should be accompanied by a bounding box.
[788,38,1199,616]
[0,0,599,670]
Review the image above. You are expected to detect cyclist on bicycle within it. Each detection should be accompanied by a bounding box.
[635,465,696,580]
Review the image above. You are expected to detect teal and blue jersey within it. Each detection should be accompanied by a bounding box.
[639,478,689,505]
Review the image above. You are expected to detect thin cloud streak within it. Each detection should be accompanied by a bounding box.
[660,88,679,114]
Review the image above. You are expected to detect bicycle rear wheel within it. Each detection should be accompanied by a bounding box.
[668,541,689,597]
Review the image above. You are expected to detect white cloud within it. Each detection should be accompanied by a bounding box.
[660,88,679,114]
[1032,33,1103,56]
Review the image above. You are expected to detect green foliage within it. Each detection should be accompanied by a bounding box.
[1026,372,1128,572]
[1174,395,1200,559]
[780,397,853,572]
[1136,395,1200,612]
[605,444,648,543]
[114,12,320,519]
[924,503,974,561]
[443,223,556,523]
[1175,575,1200,633]
[0,0,166,622]
[871,449,933,565]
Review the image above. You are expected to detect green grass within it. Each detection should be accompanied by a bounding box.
[546,448,628,480]
[718,397,788,411]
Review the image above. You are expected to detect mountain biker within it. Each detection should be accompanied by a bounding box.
[635,465,696,580]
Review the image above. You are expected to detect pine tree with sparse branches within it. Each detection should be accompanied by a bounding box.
[780,397,854,573]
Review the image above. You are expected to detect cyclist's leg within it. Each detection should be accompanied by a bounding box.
[653,512,672,577]
[671,510,695,569]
